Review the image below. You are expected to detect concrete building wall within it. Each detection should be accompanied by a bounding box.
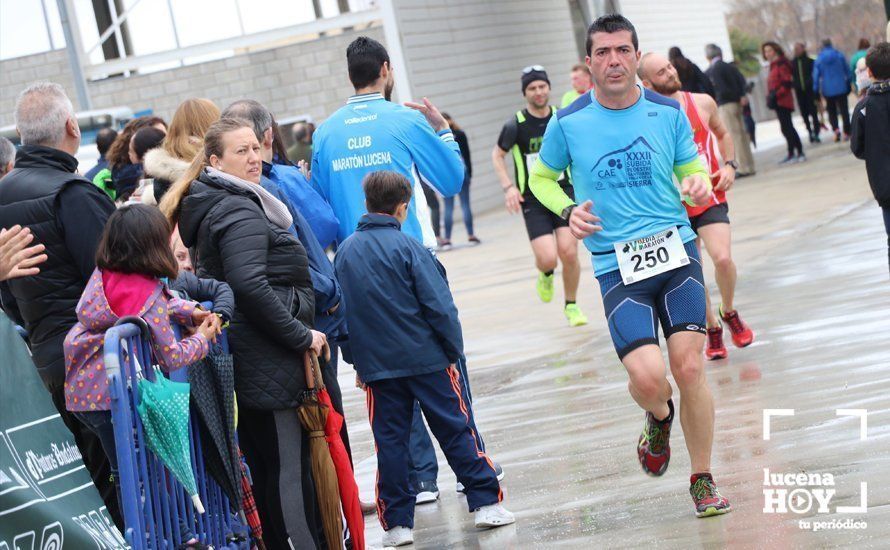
[0,26,384,128]
[0,50,77,126]
[392,0,583,217]
[618,0,734,66]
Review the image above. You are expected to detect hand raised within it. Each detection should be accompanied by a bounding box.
[403,97,448,132]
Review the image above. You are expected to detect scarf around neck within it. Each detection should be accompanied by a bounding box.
[205,166,293,230]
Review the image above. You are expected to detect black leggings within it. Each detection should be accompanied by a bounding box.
[824,94,851,135]
[238,408,323,549]
[776,107,803,156]
[794,90,820,137]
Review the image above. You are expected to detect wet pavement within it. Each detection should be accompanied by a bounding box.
[337,139,890,549]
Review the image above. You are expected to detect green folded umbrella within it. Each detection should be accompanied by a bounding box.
[137,369,204,513]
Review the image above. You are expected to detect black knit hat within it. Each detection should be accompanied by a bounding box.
[521,67,550,94]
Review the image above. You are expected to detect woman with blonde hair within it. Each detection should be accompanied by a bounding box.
[145,98,219,204]
[160,117,328,548]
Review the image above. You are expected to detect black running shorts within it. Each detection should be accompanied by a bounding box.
[689,202,730,233]
[521,185,575,241]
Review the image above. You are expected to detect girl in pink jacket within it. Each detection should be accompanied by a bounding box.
[63,204,219,510]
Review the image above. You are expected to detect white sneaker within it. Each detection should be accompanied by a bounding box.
[415,480,439,504]
[474,504,515,529]
[382,526,414,547]
[415,489,439,504]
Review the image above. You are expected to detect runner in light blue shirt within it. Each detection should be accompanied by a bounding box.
[528,14,732,521]
[535,83,702,275]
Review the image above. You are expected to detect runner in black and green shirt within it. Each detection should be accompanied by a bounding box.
[491,66,587,327]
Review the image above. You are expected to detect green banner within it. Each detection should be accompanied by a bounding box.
[0,312,128,549]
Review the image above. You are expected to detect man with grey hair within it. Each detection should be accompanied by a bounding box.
[0,137,15,178]
[0,82,119,527]
[705,43,756,176]
[221,98,273,142]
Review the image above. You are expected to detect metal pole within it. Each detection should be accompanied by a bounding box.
[39,0,56,50]
[233,0,246,37]
[379,0,413,103]
[165,0,183,67]
[56,0,93,110]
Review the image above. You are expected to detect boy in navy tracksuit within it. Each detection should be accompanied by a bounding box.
[334,171,514,546]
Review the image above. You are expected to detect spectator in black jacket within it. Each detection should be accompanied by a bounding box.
[220,98,354,486]
[0,82,121,527]
[668,46,716,98]
[705,43,756,176]
[441,113,478,246]
[160,117,327,549]
[851,43,890,273]
[792,42,822,143]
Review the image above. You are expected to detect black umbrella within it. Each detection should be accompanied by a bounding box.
[188,346,242,507]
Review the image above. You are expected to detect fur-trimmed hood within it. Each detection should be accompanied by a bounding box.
[143,147,190,183]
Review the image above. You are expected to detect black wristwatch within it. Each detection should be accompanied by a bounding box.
[725,160,739,170]
[560,204,577,221]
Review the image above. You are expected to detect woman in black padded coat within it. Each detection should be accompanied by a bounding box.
[160,117,327,549]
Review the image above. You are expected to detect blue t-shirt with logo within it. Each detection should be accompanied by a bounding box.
[538,85,699,275]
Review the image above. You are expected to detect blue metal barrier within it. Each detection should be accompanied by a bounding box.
[105,318,247,549]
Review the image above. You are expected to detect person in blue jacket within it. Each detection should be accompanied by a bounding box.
[813,38,853,140]
[223,100,340,249]
[311,36,465,249]
[312,35,501,504]
[334,171,514,547]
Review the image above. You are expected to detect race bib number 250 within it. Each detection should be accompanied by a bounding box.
[614,227,689,285]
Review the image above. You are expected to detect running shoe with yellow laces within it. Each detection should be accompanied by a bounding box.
[690,473,732,518]
[638,399,674,476]
[536,271,554,302]
[564,303,588,327]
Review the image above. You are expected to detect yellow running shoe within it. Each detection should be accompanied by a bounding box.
[536,272,554,302]
[564,303,588,327]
